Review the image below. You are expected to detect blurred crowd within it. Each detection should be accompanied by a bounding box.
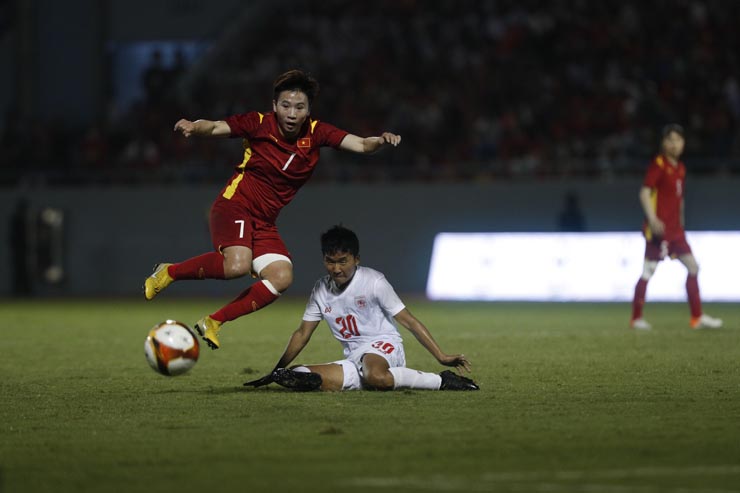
[3,0,740,185]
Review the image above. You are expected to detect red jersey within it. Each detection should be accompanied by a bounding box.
[221,111,348,222]
[642,154,686,241]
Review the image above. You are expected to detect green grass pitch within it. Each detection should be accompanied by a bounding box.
[1,299,739,493]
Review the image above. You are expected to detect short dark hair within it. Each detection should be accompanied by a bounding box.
[321,225,360,257]
[273,70,319,105]
[661,123,685,139]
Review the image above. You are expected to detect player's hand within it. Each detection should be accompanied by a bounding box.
[648,217,665,236]
[438,354,471,373]
[174,119,196,137]
[379,132,401,147]
[243,374,274,388]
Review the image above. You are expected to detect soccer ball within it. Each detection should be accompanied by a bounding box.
[144,320,200,376]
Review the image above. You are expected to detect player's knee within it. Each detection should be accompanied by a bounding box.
[222,247,253,279]
[223,257,251,279]
[262,265,293,292]
[363,370,394,391]
[641,261,658,281]
[682,255,700,276]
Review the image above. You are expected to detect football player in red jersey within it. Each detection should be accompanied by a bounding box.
[630,124,722,331]
[143,70,401,349]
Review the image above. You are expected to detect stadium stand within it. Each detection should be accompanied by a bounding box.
[2,0,739,185]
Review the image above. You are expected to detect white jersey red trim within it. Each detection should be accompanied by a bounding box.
[303,266,405,358]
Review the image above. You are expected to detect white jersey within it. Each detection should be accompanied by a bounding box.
[303,266,406,358]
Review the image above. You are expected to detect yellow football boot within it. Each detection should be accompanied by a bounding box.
[144,263,174,300]
[194,316,223,350]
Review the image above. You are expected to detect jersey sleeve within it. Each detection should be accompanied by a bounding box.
[302,282,324,322]
[373,275,406,317]
[223,112,262,139]
[643,159,663,188]
[313,121,349,148]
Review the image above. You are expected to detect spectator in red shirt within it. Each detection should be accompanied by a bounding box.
[143,70,401,350]
[630,124,722,331]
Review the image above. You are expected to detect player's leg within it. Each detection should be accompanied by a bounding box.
[631,239,662,329]
[144,250,231,300]
[256,257,293,292]
[191,245,258,349]
[304,364,345,391]
[272,363,345,392]
[361,353,396,390]
[678,251,722,329]
[270,366,323,391]
[222,245,254,278]
[144,250,232,300]
[192,202,260,349]
[143,199,248,300]
[631,258,658,330]
[679,251,701,320]
[204,257,290,324]
[271,361,359,392]
[363,354,478,391]
[197,229,292,349]
[209,227,293,324]
[359,342,438,391]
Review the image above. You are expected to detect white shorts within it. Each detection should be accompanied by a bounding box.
[333,339,406,390]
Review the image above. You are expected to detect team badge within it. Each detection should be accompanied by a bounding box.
[354,296,367,309]
[298,138,311,148]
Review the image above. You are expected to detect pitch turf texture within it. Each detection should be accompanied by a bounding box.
[1,299,739,493]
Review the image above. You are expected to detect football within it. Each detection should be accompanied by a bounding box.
[144,320,200,376]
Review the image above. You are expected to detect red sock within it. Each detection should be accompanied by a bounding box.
[686,274,702,318]
[211,280,279,323]
[169,252,225,280]
[631,278,648,320]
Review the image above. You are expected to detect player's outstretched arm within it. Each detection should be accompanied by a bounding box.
[394,308,472,373]
[273,319,320,370]
[173,118,232,138]
[243,319,320,387]
[339,132,402,154]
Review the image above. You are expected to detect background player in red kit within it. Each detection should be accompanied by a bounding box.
[143,70,401,349]
[630,124,722,331]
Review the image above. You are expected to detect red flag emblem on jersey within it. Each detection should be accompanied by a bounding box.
[298,138,311,148]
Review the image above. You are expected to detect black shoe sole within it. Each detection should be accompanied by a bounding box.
[440,370,480,391]
[272,369,322,391]
[194,324,219,350]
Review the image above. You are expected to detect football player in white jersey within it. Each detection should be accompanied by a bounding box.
[244,225,479,391]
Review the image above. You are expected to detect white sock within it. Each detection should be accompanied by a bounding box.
[292,366,310,373]
[388,367,442,390]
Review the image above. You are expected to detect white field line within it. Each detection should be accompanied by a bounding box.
[343,465,740,492]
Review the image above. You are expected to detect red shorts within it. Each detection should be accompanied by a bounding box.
[644,234,692,261]
[209,198,291,259]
